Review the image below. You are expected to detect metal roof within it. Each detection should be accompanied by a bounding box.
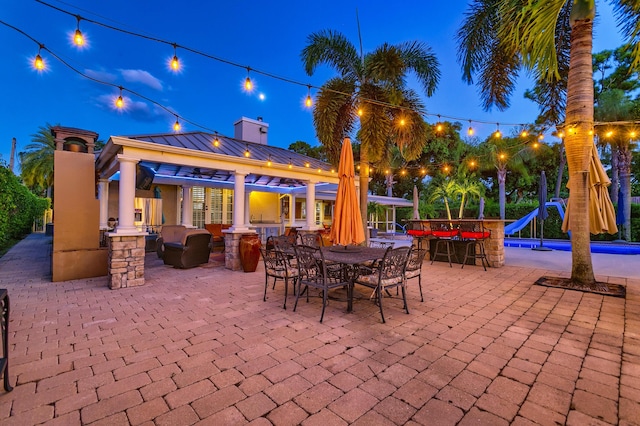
[97,131,341,191]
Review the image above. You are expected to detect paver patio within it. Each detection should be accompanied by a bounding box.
[0,233,639,425]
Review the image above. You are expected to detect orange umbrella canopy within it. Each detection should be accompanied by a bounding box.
[562,145,618,235]
[330,137,365,246]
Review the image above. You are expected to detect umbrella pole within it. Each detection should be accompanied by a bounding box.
[532,217,552,251]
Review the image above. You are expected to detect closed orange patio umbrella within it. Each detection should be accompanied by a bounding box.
[562,145,617,235]
[330,137,365,246]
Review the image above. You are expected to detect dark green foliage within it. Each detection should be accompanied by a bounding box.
[0,165,50,253]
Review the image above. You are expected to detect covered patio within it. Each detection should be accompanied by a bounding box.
[0,233,638,424]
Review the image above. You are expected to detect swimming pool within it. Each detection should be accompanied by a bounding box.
[504,238,640,255]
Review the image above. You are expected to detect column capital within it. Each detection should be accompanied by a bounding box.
[116,154,140,164]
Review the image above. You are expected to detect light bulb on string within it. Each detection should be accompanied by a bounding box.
[605,130,614,138]
[469,159,476,169]
[33,45,45,71]
[115,87,124,109]
[244,146,250,158]
[212,132,220,147]
[443,165,450,174]
[173,116,181,132]
[244,67,253,92]
[170,44,180,72]
[267,156,272,167]
[520,129,528,138]
[73,16,85,47]
[494,124,501,139]
[436,115,443,132]
[557,130,565,138]
[305,85,313,108]
[630,131,637,139]
[288,158,293,169]
[467,121,474,136]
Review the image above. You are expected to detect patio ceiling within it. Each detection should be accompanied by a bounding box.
[96,131,342,193]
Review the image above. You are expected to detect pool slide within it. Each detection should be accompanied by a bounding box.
[504,201,566,236]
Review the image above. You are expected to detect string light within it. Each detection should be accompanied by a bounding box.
[244,145,250,157]
[467,121,474,136]
[115,86,124,109]
[173,116,181,132]
[33,45,45,70]
[436,115,443,132]
[357,107,363,117]
[443,165,450,173]
[170,43,180,71]
[267,156,272,167]
[557,130,565,138]
[305,162,310,167]
[498,153,506,161]
[520,129,528,138]
[212,133,220,147]
[244,67,253,92]
[468,160,476,168]
[538,134,544,141]
[494,124,501,139]
[305,85,312,108]
[532,141,539,149]
[631,131,637,138]
[288,158,293,169]
[73,16,84,47]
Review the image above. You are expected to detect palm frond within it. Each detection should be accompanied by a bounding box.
[612,0,640,71]
[397,41,441,96]
[301,30,361,79]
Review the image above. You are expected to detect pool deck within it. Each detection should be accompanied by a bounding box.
[0,233,639,425]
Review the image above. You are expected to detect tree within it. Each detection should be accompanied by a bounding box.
[476,136,533,219]
[454,177,484,218]
[288,141,328,162]
[429,179,457,221]
[301,29,440,237]
[457,0,640,286]
[595,89,638,240]
[20,123,58,198]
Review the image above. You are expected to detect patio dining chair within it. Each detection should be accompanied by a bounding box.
[298,232,323,247]
[293,244,350,323]
[259,246,298,309]
[354,246,411,323]
[405,248,428,302]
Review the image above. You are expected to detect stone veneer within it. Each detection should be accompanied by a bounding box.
[107,234,146,289]
[224,233,243,271]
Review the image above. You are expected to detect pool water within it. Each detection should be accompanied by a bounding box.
[504,238,640,255]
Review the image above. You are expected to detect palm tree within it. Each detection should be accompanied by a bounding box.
[596,89,638,241]
[301,29,440,237]
[429,179,457,221]
[477,136,532,220]
[20,123,57,198]
[454,178,484,219]
[457,0,640,286]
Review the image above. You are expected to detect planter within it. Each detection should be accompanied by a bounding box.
[239,233,261,272]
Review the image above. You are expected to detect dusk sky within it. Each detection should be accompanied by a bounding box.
[1,1,624,169]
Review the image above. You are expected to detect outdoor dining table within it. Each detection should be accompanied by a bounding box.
[320,246,387,312]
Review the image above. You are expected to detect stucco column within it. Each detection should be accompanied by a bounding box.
[230,171,251,232]
[181,186,194,228]
[302,181,318,230]
[245,191,252,225]
[115,155,139,234]
[98,178,110,230]
[289,195,295,227]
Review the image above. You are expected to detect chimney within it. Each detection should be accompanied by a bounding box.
[233,117,269,145]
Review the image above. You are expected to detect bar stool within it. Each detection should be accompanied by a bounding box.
[430,221,459,267]
[406,221,431,250]
[459,221,490,271]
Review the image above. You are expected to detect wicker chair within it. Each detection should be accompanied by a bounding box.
[354,246,411,323]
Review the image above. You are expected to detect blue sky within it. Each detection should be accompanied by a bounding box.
[1,1,624,169]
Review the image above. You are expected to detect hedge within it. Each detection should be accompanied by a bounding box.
[0,165,50,253]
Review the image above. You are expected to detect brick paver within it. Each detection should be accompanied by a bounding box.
[0,233,639,424]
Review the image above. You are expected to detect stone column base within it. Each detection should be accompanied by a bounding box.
[107,234,146,289]
[224,233,243,271]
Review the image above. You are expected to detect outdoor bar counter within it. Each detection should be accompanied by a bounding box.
[406,219,505,268]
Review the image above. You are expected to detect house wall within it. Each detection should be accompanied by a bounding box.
[249,192,280,222]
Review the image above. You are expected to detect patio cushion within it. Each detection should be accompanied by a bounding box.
[460,231,490,240]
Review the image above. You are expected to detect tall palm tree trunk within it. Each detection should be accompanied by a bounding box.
[564,19,596,285]
[359,152,370,242]
[498,168,506,220]
[554,143,566,199]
